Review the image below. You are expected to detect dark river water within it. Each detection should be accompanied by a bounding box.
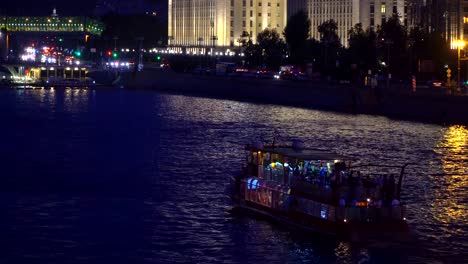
[0,88,467,264]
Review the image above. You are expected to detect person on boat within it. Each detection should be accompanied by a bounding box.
[293,163,302,179]
[376,175,384,187]
[382,175,389,205]
[263,153,270,166]
[383,175,396,206]
[355,174,364,201]
[339,197,346,207]
[332,162,345,186]
[319,167,326,185]
[391,197,400,207]
[330,171,337,187]
[376,199,383,208]
[388,175,396,198]
[303,161,310,177]
[348,171,362,201]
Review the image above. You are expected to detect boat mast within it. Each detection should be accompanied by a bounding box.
[396,163,412,199]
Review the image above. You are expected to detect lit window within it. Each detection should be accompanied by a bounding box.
[381,4,386,13]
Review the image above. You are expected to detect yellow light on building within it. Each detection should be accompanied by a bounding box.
[454,40,466,49]
[454,40,466,91]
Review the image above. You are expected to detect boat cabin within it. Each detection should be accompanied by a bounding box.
[238,144,408,225]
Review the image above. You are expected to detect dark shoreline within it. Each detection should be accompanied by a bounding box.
[3,69,467,126]
[119,69,468,126]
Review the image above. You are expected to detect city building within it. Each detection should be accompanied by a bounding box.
[168,0,287,50]
[0,9,104,36]
[0,9,104,61]
[406,0,443,33]
[446,0,465,49]
[287,0,307,18]
[301,0,407,47]
[463,1,468,41]
[406,0,468,49]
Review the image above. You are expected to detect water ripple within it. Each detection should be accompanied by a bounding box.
[0,89,466,263]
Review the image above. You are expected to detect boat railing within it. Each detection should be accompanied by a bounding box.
[348,163,415,200]
[292,181,334,204]
[295,195,406,223]
[292,180,390,207]
[335,206,406,222]
[240,177,406,224]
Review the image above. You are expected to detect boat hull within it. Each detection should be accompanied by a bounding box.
[231,197,409,242]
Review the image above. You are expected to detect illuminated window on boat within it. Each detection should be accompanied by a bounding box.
[248,178,259,190]
[321,207,327,219]
[252,179,258,189]
[247,178,253,189]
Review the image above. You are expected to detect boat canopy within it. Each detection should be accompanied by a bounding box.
[260,147,353,161]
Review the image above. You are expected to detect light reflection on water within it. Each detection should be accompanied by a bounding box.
[0,89,467,263]
[424,125,468,254]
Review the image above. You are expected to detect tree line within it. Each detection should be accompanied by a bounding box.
[240,10,454,82]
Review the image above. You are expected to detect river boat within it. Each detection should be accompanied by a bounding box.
[229,140,410,242]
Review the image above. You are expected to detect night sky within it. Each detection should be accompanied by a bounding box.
[1,0,98,16]
[0,0,166,16]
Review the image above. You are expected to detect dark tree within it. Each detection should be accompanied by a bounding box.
[318,20,341,75]
[283,10,310,64]
[408,28,453,80]
[243,29,287,70]
[237,31,250,47]
[377,15,407,79]
[257,29,287,70]
[348,23,378,72]
[243,39,262,68]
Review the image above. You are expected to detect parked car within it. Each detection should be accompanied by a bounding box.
[192,66,213,76]
[256,70,276,79]
[427,80,444,88]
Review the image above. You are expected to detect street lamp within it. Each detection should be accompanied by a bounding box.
[454,40,466,92]
[113,36,118,51]
[382,38,393,89]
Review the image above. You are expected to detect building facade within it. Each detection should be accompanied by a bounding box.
[168,0,287,48]
[463,1,468,42]
[287,0,307,18]
[446,0,467,49]
[406,0,468,49]
[306,0,407,47]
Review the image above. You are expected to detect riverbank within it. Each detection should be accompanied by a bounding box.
[113,69,468,125]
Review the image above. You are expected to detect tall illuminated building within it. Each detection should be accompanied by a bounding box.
[406,0,468,48]
[306,0,407,47]
[446,0,465,48]
[168,0,287,48]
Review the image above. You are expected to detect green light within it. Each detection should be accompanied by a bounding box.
[156,55,161,61]
[75,51,81,57]
[112,52,118,58]
[59,38,63,42]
